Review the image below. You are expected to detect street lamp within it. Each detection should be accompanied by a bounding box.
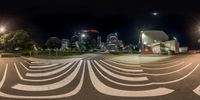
[152,12,159,16]
[81,34,86,38]
[0,27,5,33]
[140,31,146,51]
[142,33,145,39]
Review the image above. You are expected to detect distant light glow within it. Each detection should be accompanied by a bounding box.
[143,41,147,45]
[81,34,86,38]
[173,36,177,41]
[90,29,98,33]
[197,26,200,34]
[82,30,89,33]
[0,27,5,33]
[142,33,145,38]
[152,12,159,16]
[115,32,118,36]
[198,39,200,43]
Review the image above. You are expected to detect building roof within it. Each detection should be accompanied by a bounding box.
[142,30,169,42]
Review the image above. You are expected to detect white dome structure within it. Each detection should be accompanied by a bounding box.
[141,30,169,45]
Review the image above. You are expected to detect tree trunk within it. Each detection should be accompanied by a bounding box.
[49,49,51,56]
[56,48,58,56]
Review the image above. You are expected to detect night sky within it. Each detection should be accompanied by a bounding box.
[1,0,200,48]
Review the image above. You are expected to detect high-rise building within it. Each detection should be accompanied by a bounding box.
[61,39,69,50]
[73,29,101,51]
[106,33,124,52]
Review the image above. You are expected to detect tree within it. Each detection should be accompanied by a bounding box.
[69,35,79,51]
[45,37,61,56]
[124,44,134,53]
[4,30,36,51]
[90,39,97,50]
[78,42,86,52]
[45,37,61,49]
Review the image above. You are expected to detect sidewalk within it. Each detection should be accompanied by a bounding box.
[22,57,82,64]
[106,54,140,64]
[104,54,176,64]
[22,53,95,64]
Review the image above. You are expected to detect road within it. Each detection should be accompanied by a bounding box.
[0,54,200,100]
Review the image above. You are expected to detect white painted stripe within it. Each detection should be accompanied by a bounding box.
[20,62,67,72]
[100,60,143,72]
[141,57,184,64]
[105,59,185,70]
[15,62,78,82]
[25,62,74,77]
[0,64,8,88]
[141,62,185,70]
[24,60,32,65]
[149,64,199,84]
[30,61,44,64]
[105,59,141,67]
[92,61,148,87]
[107,57,183,65]
[145,63,192,76]
[29,63,59,69]
[95,61,199,87]
[91,61,196,87]
[100,61,191,76]
[193,82,200,96]
[142,60,181,66]
[12,60,83,91]
[99,62,146,76]
[0,62,85,99]
[94,60,148,81]
[88,60,174,97]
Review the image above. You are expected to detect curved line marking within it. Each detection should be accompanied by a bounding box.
[12,60,82,91]
[92,61,197,87]
[15,62,78,82]
[0,64,8,88]
[88,60,174,97]
[100,60,143,72]
[193,65,200,96]
[25,62,74,77]
[20,62,67,72]
[100,61,191,76]
[0,61,85,99]
[94,60,148,81]
[29,63,59,69]
[103,60,184,70]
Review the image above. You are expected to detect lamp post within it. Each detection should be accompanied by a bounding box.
[140,31,146,51]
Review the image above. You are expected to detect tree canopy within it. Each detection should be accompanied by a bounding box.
[3,30,36,51]
[45,37,62,49]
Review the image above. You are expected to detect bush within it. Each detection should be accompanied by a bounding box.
[4,50,35,56]
[37,51,85,56]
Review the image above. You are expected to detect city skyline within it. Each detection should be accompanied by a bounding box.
[1,0,200,48]
[1,1,200,100]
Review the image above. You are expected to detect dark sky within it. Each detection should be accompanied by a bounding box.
[1,0,200,48]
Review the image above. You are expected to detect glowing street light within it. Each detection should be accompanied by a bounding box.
[0,27,5,33]
[198,38,200,43]
[142,33,145,38]
[152,12,159,16]
[140,31,147,51]
[81,34,86,38]
[143,41,147,45]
